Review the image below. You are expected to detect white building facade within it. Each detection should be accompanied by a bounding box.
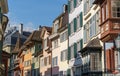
[68,0,83,76]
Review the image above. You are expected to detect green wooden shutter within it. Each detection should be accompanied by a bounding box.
[68,24,71,36]
[68,47,71,60]
[74,18,77,32]
[80,39,83,51]
[80,12,83,27]
[68,1,71,13]
[74,43,77,58]
[74,0,77,8]
[67,69,71,76]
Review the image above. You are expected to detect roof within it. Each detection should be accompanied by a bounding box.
[3,30,31,46]
[80,38,102,52]
[43,26,52,34]
[24,30,42,45]
[11,34,25,54]
[2,50,10,58]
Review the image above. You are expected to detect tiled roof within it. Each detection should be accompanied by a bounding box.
[43,26,52,34]
[24,30,42,45]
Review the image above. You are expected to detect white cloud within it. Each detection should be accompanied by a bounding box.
[23,22,36,32]
[6,12,36,32]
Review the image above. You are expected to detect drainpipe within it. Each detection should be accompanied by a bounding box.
[104,42,107,76]
[51,49,52,76]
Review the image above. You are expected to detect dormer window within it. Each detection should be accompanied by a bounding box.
[44,38,47,49]
[54,23,58,33]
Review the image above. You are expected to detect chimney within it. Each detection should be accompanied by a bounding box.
[19,23,23,35]
[39,25,42,30]
[63,4,68,13]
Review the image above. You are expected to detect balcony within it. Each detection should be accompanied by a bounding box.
[100,18,120,42]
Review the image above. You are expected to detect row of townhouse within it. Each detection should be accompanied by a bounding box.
[0,0,10,76]
[9,0,120,76]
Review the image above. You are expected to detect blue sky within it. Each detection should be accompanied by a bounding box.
[7,0,67,31]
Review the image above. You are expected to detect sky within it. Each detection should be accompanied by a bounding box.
[7,0,67,31]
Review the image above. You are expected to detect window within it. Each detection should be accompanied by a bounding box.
[70,21,74,34]
[84,22,90,43]
[53,39,58,49]
[24,60,31,67]
[111,0,120,17]
[61,49,67,61]
[96,11,100,34]
[46,56,50,65]
[44,38,47,49]
[40,58,44,67]
[89,0,94,7]
[106,3,108,19]
[75,67,81,76]
[54,23,59,33]
[70,45,74,59]
[84,0,90,15]
[77,0,82,6]
[70,0,74,12]
[90,15,96,38]
[102,7,105,22]
[60,31,68,42]
[90,52,101,71]
[52,56,58,67]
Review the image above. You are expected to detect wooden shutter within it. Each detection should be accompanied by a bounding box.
[80,39,83,51]
[74,43,77,58]
[68,47,71,60]
[67,69,71,76]
[68,1,71,13]
[74,18,77,32]
[80,12,83,27]
[74,0,77,8]
[49,55,51,64]
[68,24,71,36]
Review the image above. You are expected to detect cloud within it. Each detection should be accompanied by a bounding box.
[6,12,36,32]
[23,22,36,32]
